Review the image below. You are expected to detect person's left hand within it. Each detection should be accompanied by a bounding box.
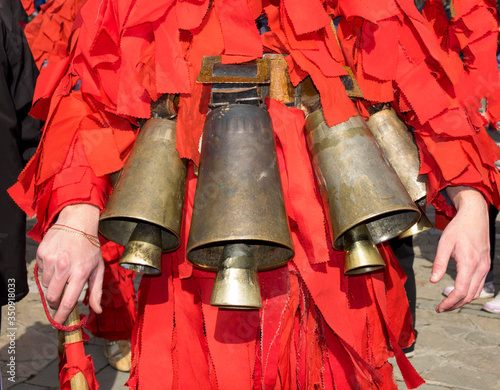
[430,186,491,312]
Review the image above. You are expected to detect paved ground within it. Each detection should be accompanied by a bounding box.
[1,208,500,390]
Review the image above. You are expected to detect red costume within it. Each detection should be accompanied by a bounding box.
[22,0,138,344]
[9,0,500,389]
[19,0,35,17]
[23,0,86,69]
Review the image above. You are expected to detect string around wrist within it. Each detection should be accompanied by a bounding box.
[50,223,101,248]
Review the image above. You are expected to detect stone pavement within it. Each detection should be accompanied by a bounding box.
[1,210,500,390]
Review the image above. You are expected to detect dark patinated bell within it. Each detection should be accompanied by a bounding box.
[187,104,294,309]
[305,109,420,274]
[99,118,188,274]
[367,107,432,238]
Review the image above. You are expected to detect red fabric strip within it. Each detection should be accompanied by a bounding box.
[361,17,399,81]
[268,99,330,264]
[216,0,262,58]
[84,241,137,341]
[200,277,258,389]
[60,341,98,390]
[175,0,211,31]
[259,267,291,388]
[283,0,330,36]
[396,55,450,124]
[154,8,191,94]
[136,270,175,389]
[176,5,223,165]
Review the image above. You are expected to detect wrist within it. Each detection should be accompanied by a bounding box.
[445,186,488,212]
[55,204,101,236]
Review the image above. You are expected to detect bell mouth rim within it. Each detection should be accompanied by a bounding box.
[119,262,162,275]
[187,239,294,272]
[367,106,394,119]
[398,213,433,239]
[212,305,262,310]
[344,265,385,276]
[333,207,421,250]
[99,217,181,252]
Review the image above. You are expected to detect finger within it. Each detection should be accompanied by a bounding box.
[35,251,44,273]
[53,279,87,324]
[87,260,104,314]
[467,269,483,301]
[430,238,453,283]
[44,254,72,309]
[436,294,466,313]
[45,273,67,310]
[473,283,483,300]
[436,261,476,312]
[37,247,56,288]
[469,270,487,301]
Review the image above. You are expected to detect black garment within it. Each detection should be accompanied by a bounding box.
[0,2,41,306]
[486,204,498,283]
[389,236,416,328]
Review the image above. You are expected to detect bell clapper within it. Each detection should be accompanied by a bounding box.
[210,243,262,309]
[119,222,162,275]
[343,224,385,275]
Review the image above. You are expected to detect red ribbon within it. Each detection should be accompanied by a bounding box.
[59,341,99,390]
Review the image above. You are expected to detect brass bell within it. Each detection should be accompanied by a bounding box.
[187,104,294,309]
[99,118,188,274]
[367,107,432,238]
[305,109,420,275]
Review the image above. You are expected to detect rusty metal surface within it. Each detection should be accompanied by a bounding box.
[197,56,271,84]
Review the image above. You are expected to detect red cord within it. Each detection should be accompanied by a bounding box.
[33,263,87,332]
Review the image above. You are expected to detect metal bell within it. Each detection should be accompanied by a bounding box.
[367,107,432,237]
[187,104,294,309]
[99,117,188,274]
[305,109,420,275]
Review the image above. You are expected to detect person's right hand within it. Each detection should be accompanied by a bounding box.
[36,204,105,324]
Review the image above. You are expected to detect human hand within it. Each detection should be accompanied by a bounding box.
[430,186,491,312]
[36,204,104,324]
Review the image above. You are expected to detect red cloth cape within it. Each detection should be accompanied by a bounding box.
[9,0,500,388]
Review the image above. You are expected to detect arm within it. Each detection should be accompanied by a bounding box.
[36,203,105,324]
[430,186,491,312]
